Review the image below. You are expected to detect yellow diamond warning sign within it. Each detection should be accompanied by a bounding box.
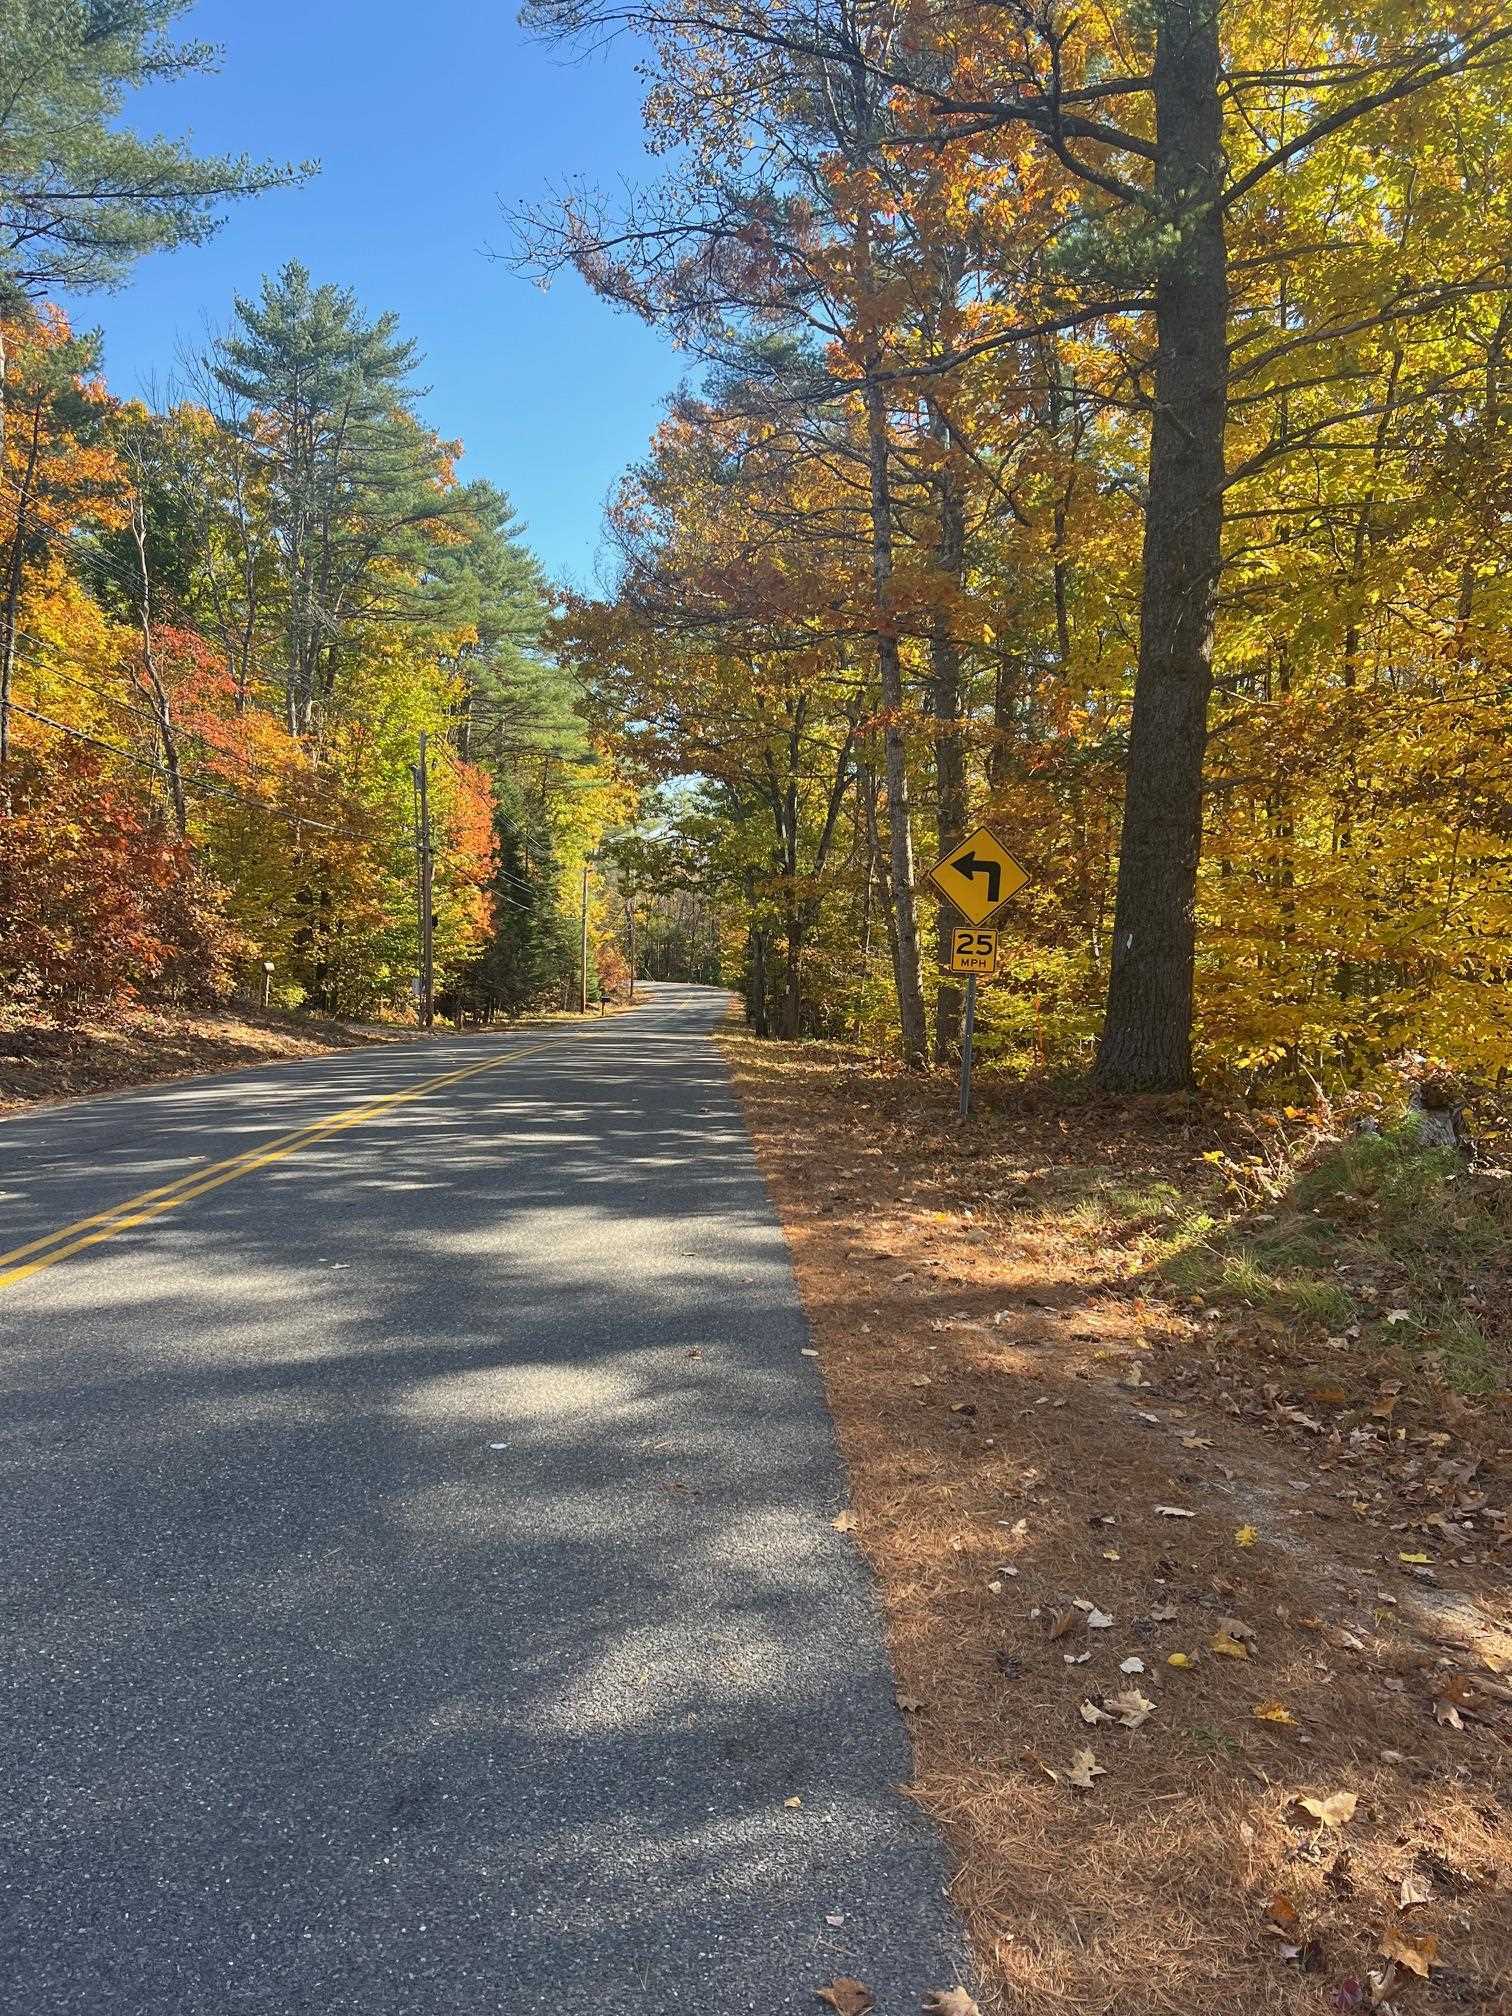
[927,826,1030,926]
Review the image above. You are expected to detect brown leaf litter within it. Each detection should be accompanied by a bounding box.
[721,1029,1512,2016]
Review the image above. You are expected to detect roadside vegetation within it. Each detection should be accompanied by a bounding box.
[0,5,639,1053]
[524,0,1512,1109]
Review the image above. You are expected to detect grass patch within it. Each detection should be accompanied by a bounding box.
[1158,1122,1510,1390]
[1022,1169,1214,1257]
[1430,1313,1500,1396]
[1162,1244,1355,1326]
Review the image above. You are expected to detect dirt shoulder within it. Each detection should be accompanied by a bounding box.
[719,1029,1511,2016]
[0,1004,411,1116]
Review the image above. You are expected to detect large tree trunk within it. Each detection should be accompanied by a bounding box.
[864,364,929,1066]
[748,924,770,1036]
[927,407,969,1063]
[1094,0,1229,1093]
[0,391,42,795]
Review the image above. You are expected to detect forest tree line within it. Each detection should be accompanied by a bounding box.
[0,7,637,1025]
[520,0,1512,1094]
[0,272,631,1022]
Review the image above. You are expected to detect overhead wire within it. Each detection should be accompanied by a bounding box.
[6,634,287,788]
[12,627,449,827]
[430,739,558,901]
[2,481,586,782]
[7,640,531,880]
[5,698,418,851]
[3,487,596,890]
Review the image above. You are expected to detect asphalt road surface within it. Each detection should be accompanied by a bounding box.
[2,984,971,2015]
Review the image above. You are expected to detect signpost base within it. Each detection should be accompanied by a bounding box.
[958,972,978,1119]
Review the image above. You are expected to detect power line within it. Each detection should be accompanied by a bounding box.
[3,511,598,874]
[2,500,579,782]
[9,630,477,829]
[430,743,559,900]
[8,641,530,887]
[7,641,527,878]
[5,701,417,851]
[0,472,167,609]
[6,635,305,790]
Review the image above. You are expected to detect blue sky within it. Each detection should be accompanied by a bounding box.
[67,0,686,589]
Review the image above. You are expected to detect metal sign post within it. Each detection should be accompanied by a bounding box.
[959,973,978,1119]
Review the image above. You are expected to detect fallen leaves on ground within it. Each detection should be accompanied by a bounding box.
[1398,1872,1432,1910]
[1265,1894,1300,1935]
[1379,1927,1438,1978]
[720,1030,1512,2016]
[1065,1748,1106,1788]
[1298,1792,1358,1829]
[1108,1687,1156,1729]
[816,1980,875,2015]
[832,1510,857,1533]
[0,1005,403,1115]
[1433,1674,1477,1731]
[921,1992,980,2016]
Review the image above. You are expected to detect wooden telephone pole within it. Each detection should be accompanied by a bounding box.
[414,731,434,1030]
[579,857,590,1015]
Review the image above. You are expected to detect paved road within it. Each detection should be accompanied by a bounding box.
[2,984,970,2014]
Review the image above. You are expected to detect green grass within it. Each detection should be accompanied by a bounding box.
[1161,1244,1354,1327]
[1429,1314,1498,1396]
[1156,1122,1509,1392]
[1026,1169,1213,1254]
[1183,1724,1242,1759]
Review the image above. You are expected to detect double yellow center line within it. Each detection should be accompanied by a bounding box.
[0,1035,562,1293]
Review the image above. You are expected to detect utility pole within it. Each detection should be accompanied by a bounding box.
[414,731,435,1030]
[579,857,590,1015]
[626,894,636,1003]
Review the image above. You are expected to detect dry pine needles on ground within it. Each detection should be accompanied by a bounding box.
[721,1029,1511,2016]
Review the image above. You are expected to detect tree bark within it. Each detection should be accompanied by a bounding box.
[749,926,770,1036]
[862,753,902,1021]
[130,488,188,837]
[1094,0,1229,1093]
[0,391,42,792]
[780,920,803,1038]
[864,362,929,1066]
[927,402,969,1063]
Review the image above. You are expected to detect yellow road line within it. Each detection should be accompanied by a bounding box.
[0,1035,563,1293]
